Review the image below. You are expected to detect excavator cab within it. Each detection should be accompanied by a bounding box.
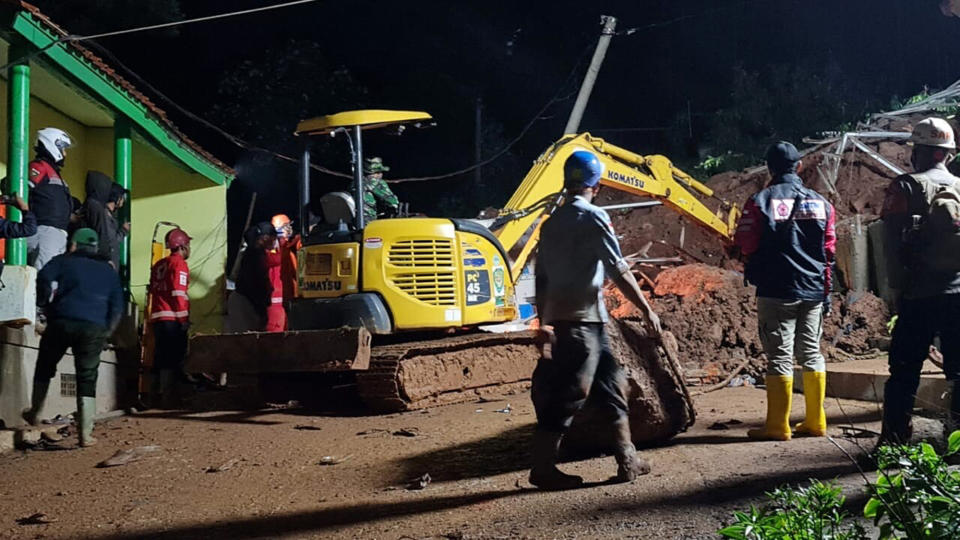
[290,110,520,335]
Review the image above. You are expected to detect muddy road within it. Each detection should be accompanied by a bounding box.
[0,386,883,539]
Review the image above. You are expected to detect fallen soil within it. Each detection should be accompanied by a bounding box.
[597,137,912,268]
[0,387,883,539]
[605,264,891,383]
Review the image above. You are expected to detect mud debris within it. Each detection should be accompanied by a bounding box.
[407,473,432,490]
[96,445,162,468]
[16,513,56,526]
[605,264,891,384]
[206,458,240,473]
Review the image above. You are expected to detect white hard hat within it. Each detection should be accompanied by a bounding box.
[908,117,956,149]
[36,127,73,162]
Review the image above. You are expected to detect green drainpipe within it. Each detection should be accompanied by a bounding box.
[114,118,132,290]
[5,42,30,265]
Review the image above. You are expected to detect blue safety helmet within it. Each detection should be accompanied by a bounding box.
[563,150,605,188]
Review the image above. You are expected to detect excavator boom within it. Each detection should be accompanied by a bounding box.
[493,133,740,276]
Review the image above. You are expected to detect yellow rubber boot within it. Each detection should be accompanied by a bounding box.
[748,375,793,441]
[794,371,827,437]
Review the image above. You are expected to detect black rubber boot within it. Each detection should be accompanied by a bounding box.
[611,418,651,483]
[529,429,583,490]
[21,379,50,426]
[878,376,915,447]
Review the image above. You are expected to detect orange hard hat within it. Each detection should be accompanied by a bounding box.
[271,214,292,230]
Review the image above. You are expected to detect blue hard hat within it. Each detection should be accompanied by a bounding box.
[564,150,605,188]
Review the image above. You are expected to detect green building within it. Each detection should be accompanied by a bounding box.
[0,1,233,427]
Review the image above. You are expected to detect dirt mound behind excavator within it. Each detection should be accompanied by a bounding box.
[604,264,891,386]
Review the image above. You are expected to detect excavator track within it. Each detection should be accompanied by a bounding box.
[357,330,541,412]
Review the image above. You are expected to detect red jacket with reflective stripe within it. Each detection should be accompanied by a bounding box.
[149,252,190,322]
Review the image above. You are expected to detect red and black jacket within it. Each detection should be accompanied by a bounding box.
[734,173,836,301]
[28,157,73,230]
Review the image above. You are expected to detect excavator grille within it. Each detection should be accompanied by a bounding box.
[391,273,456,305]
[387,239,455,267]
[388,239,457,306]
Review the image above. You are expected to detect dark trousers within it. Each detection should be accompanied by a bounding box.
[35,318,107,398]
[883,294,960,439]
[531,322,629,433]
[152,320,188,372]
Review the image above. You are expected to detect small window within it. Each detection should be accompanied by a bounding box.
[60,373,76,397]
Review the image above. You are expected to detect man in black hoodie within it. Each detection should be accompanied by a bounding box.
[81,171,129,270]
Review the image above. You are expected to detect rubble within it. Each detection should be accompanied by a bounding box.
[605,264,891,384]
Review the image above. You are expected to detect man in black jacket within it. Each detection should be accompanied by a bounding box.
[81,171,128,270]
[733,142,836,442]
[23,228,123,447]
[26,128,73,270]
[1,194,37,239]
[0,194,38,282]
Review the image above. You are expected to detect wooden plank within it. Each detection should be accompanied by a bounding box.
[186,327,371,373]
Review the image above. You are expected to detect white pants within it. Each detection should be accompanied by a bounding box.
[27,225,67,271]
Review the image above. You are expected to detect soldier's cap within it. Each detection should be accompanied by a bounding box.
[363,157,390,173]
[765,141,802,171]
[71,227,98,248]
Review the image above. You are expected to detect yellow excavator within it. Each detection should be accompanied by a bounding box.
[188,109,740,411]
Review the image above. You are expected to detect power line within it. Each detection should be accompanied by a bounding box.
[0,0,321,72]
[89,35,598,184]
[78,0,320,41]
[0,2,749,186]
[616,0,761,35]
[386,39,599,183]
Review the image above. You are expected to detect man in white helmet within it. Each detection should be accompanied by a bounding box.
[880,116,960,444]
[26,127,74,270]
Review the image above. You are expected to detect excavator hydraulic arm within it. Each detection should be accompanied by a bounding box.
[492,133,740,276]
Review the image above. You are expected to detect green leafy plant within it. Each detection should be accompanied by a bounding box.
[863,432,960,539]
[718,479,867,539]
[719,432,960,539]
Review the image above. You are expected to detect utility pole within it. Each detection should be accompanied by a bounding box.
[474,96,483,189]
[563,15,617,135]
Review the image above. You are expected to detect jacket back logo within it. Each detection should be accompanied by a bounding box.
[770,198,826,221]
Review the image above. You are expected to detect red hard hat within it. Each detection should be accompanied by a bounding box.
[165,228,191,250]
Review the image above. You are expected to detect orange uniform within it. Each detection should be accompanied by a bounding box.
[279,234,301,300]
[264,247,286,332]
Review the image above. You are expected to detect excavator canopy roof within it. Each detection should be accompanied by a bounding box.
[296,110,433,136]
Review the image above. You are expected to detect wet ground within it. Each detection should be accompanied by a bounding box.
[0,386,883,539]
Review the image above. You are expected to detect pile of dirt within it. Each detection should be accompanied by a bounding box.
[564,319,695,454]
[823,291,892,357]
[597,138,913,272]
[605,264,891,384]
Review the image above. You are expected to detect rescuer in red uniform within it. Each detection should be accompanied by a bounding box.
[272,213,301,302]
[264,228,286,332]
[148,228,191,406]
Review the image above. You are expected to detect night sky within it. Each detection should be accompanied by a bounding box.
[33,0,960,245]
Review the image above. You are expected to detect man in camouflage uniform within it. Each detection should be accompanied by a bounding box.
[363,157,399,222]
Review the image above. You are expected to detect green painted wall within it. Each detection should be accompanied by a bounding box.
[87,129,227,333]
[1,82,228,333]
